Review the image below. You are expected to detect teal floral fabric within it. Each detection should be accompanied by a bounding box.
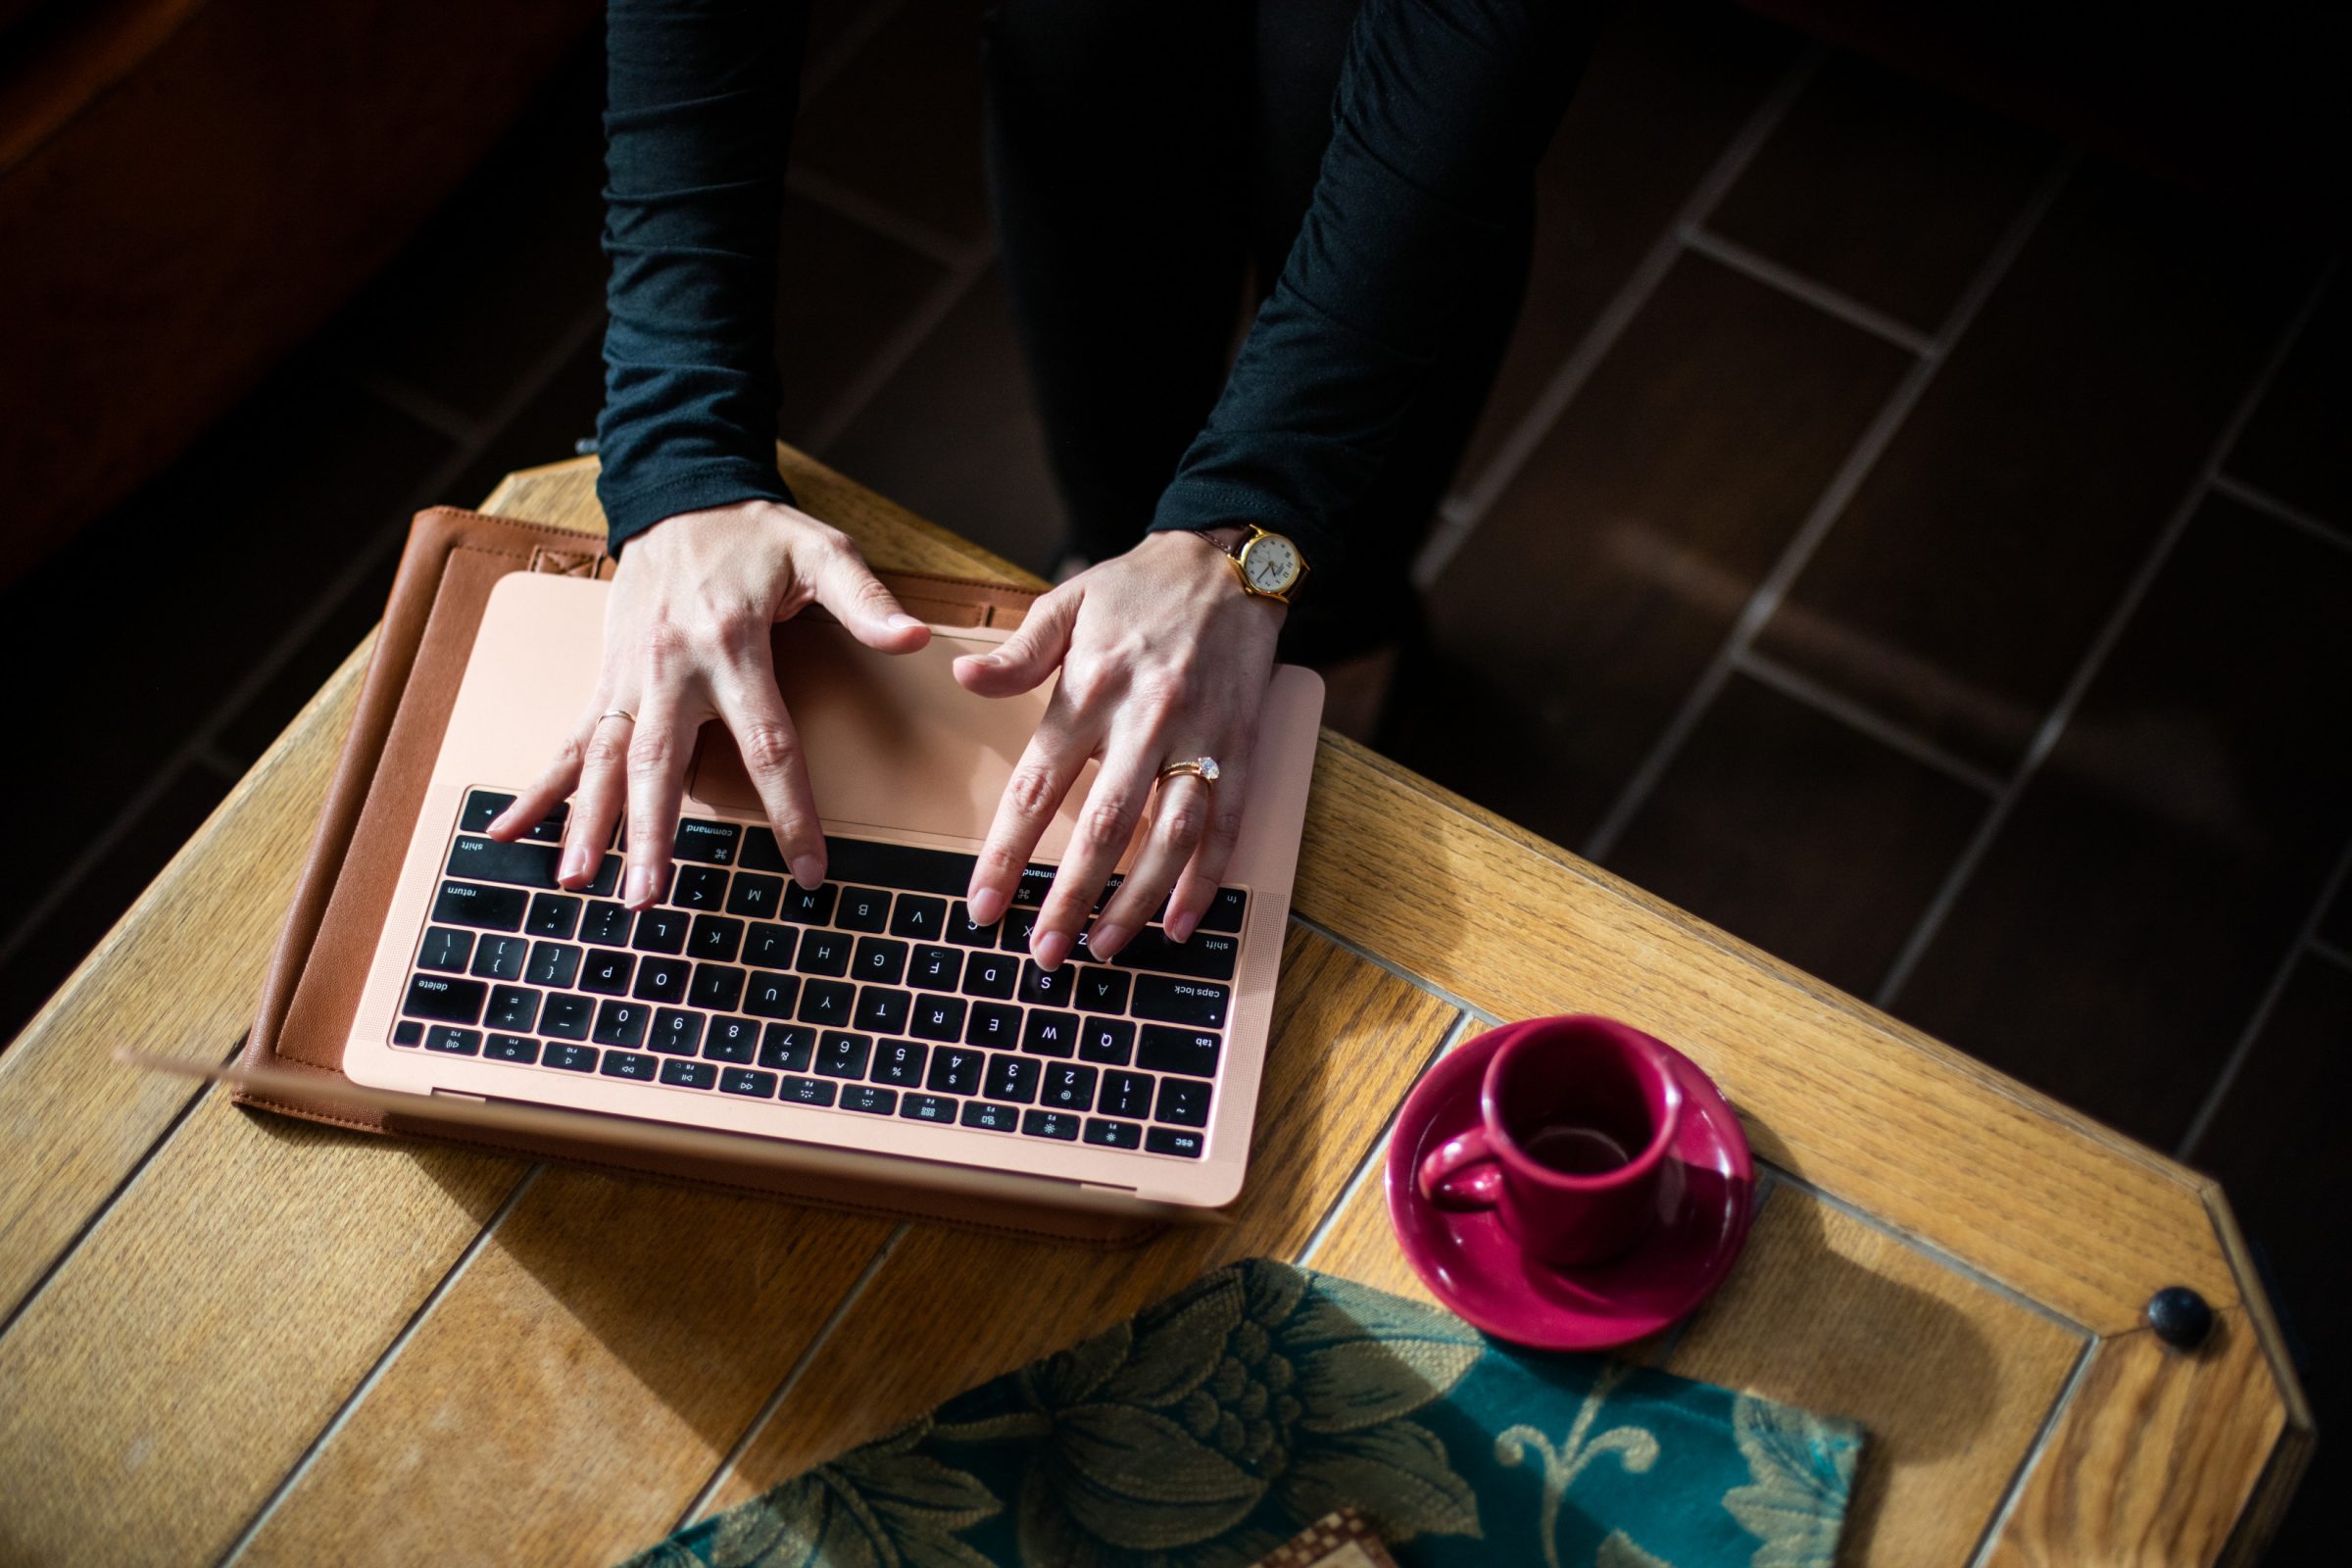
[621,1259,1863,1568]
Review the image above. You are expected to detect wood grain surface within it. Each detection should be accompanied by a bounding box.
[0,451,2305,1565]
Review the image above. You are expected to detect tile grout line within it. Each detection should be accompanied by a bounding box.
[216,1165,549,1565]
[798,244,996,458]
[2308,936,2352,975]
[784,167,975,273]
[2175,828,2352,1162]
[2209,470,2352,555]
[1295,1012,1471,1269]
[1681,226,1936,357]
[799,0,906,100]
[1735,648,2007,797]
[1967,1334,2100,1568]
[0,300,610,975]
[1411,45,1826,590]
[1583,148,2080,864]
[675,1224,910,1531]
[1875,256,2341,1011]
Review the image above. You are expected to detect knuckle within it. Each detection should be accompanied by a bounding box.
[639,618,689,678]
[1159,798,1206,848]
[1004,766,1061,821]
[627,731,678,777]
[738,722,800,776]
[1211,807,1247,845]
[584,729,630,771]
[1080,795,1134,850]
[1136,666,1193,710]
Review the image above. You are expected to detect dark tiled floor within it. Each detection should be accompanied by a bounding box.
[5,2,2344,1550]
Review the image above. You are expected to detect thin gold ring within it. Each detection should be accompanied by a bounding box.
[1157,756,1221,787]
[598,709,637,725]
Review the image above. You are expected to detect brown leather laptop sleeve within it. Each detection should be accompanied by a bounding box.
[236,506,1157,1245]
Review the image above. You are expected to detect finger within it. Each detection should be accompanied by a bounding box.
[963,695,1095,929]
[708,654,827,889]
[489,717,590,846]
[1165,749,1250,942]
[560,709,634,890]
[1092,768,1213,961]
[619,691,698,909]
[1032,734,1162,970]
[954,584,1079,698]
[805,536,930,653]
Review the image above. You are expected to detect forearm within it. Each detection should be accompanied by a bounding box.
[1151,0,1590,570]
[598,0,809,552]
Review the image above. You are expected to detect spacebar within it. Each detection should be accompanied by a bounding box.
[823,836,977,896]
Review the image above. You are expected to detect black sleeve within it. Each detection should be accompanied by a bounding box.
[596,0,810,553]
[1148,0,1585,573]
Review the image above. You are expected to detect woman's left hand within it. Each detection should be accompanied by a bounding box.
[955,528,1284,968]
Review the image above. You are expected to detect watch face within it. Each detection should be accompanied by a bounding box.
[1241,534,1300,594]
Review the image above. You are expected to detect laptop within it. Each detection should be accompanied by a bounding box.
[340,569,1326,1218]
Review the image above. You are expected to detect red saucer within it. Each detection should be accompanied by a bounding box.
[1385,1023,1755,1350]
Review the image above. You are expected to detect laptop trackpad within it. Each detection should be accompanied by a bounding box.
[690,618,1096,855]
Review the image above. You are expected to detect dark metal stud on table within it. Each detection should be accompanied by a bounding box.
[2146,1285,2214,1352]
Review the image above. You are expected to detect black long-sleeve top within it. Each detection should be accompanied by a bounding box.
[597,0,1580,576]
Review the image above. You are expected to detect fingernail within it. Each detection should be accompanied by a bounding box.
[968,887,1005,925]
[791,854,826,890]
[888,612,924,631]
[623,864,659,907]
[1033,930,1071,970]
[1090,921,1129,960]
[1167,909,1198,943]
[560,846,590,885]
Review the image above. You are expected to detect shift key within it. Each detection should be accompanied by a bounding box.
[431,879,529,930]
[444,835,560,889]
[1132,974,1229,1029]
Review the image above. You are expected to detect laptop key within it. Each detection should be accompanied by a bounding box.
[484,1034,538,1063]
[984,1054,1038,1103]
[392,1020,424,1047]
[544,1042,598,1072]
[965,1002,1021,1048]
[579,948,634,995]
[719,1067,776,1098]
[906,944,960,989]
[909,995,967,1043]
[900,1094,957,1123]
[824,837,976,897]
[872,1040,926,1087]
[1154,1077,1212,1127]
[739,826,787,873]
[1198,887,1249,934]
[776,882,839,925]
[1011,865,1056,908]
[433,880,527,931]
[689,913,745,962]
[1098,1070,1153,1118]
[1147,1127,1205,1158]
[601,1051,658,1082]
[1021,1010,1078,1058]
[837,886,891,932]
[581,900,632,946]
[799,979,857,1028]
[854,937,908,986]
[926,1047,986,1096]
[632,907,689,955]
[997,908,1041,952]
[1137,1025,1221,1078]
[424,1026,481,1054]
[759,1024,814,1073]
[461,790,514,834]
[1084,1118,1144,1150]
[743,921,796,968]
[539,995,594,1040]
[796,932,853,977]
[1016,961,1072,1007]
[1022,1109,1081,1142]
[779,1075,836,1106]
[1042,1063,1096,1111]
[705,1017,760,1062]
[403,974,486,1024]
[632,957,690,1004]
[486,985,540,1033]
[469,935,528,981]
[673,865,730,910]
[961,953,1016,999]
[856,986,911,1035]
[674,817,740,864]
[444,835,561,890]
[961,1101,1018,1132]
[660,1059,718,1089]
[1112,928,1240,982]
[587,855,623,898]
[815,1032,871,1078]
[1073,966,1129,1013]
[888,895,947,941]
[726,873,783,919]
[526,941,582,989]
[1078,1018,1136,1066]
[1132,976,1229,1029]
[690,962,746,1012]
[593,1001,649,1048]
[841,1085,896,1115]
[744,970,801,1019]
[944,903,1000,947]
[523,893,581,940]
[418,926,474,973]
[651,1008,704,1055]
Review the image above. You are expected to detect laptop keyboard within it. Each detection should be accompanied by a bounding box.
[392,789,1250,1160]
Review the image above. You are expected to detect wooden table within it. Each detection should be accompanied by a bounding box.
[0,453,2309,1565]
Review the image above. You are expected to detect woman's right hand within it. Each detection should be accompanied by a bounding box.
[484,499,930,906]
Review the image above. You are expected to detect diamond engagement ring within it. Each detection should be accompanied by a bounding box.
[1157,757,1221,786]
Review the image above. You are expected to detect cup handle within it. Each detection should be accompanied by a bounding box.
[1418,1128,1504,1210]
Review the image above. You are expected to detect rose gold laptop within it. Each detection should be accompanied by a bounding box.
[340,570,1325,1217]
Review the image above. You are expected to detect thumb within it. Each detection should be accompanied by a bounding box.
[956,585,1079,696]
[807,539,930,653]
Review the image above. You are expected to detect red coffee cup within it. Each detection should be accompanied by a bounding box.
[1416,1015,1685,1267]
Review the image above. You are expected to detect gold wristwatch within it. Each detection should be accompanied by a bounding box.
[1191,524,1307,605]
